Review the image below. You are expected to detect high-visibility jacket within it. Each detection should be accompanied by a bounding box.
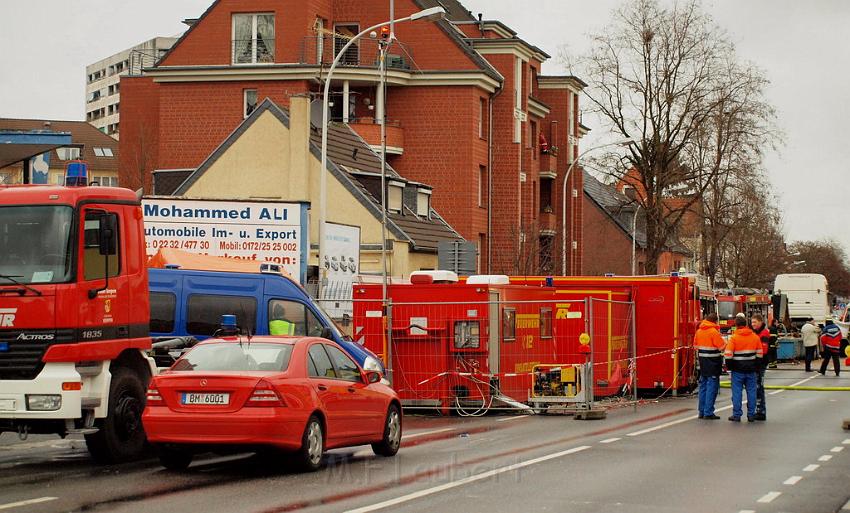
[694,320,725,376]
[269,319,295,336]
[724,327,763,373]
[821,323,842,351]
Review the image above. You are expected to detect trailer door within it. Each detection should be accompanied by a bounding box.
[488,291,500,375]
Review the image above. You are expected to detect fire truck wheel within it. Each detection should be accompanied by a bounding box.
[371,404,402,457]
[85,367,148,463]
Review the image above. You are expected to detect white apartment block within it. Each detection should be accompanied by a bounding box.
[85,37,177,139]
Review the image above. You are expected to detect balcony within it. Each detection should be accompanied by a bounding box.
[348,119,405,155]
[539,211,557,235]
[539,150,557,178]
[299,35,414,70]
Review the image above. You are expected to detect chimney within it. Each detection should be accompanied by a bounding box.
[288,95,312,200]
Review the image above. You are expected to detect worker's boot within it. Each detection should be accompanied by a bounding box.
[753,413,766,421]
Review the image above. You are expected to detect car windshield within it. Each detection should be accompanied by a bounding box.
[0,206,74,284]
[172,343,293,372]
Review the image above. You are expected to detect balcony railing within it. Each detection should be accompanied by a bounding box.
[299,35,414,70]
[232,39,275,65]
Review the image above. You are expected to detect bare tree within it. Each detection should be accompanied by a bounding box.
[788,240,850,297]
[572,0,780,274]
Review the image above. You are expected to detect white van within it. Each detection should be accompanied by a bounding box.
[773,273,830,326]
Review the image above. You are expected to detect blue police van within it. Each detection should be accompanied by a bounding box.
[147,267,383,372]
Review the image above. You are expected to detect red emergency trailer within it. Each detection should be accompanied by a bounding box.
[510,275,700,393]
[352,273,633,410]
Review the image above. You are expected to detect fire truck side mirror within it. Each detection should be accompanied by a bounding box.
[98,214,118,256]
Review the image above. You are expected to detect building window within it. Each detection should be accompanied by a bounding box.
[333,24,360,66]
[416,189,431,218]
[478,165,486,208]
[91,175,118,187]
[530,120,538,159]
[514,56,523,143]
[244,89,258,118]
[55,147,80,161]
[232,13,275,64]
[93,147,114,158]
[388,182,403,213]
[478,98,486,139]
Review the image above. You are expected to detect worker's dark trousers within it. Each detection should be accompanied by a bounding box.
[819,348,841,376]
[805,346,817,372]
[755,368,766,416]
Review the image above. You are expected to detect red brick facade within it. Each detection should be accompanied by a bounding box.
[119,0,589,275]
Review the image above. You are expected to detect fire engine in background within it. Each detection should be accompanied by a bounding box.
[353,272,699,411]
[0,165,154,462]
[716,290,771,330]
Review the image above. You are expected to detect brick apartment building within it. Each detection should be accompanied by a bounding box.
[119,0,589,275]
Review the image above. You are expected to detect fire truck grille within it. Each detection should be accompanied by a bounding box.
[0,329,76,380]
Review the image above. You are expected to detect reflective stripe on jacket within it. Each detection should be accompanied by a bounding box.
[821,324,842,351]
[724,327,763,373]
[694,320,726,376]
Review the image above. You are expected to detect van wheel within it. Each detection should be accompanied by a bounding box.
[85,367,148,463]
[372,404,402,457]
[295,415,324,472]
[157,445,193,470]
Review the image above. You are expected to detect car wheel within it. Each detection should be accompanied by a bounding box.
[296,415,324,472]
[372,404,402,457]
[157,445,193,471]
[85,367,149,463]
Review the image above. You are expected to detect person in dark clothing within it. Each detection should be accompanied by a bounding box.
[819,318,842,376]
[750,314,770,421]
[767,319,779,369]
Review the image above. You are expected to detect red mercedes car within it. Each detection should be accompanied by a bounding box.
[142,336,401,471]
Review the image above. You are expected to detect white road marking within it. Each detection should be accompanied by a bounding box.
[401,428,454,440]
[757,491,781,503]
[831,446,844,453]
[343,446,592,513]
[599,438,621,444]
[496,415,531,423]
[818,455,833,462]
[739,510,755,513]
[0,497,58,511]
[783,475,802,485]
[842,498,850,510]
[803,464,820,472]
[627,415,700,436]
[842,439,850,445]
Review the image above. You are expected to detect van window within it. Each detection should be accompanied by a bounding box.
[150,292,176,333]
[269,300,325,337]
[186,294,257,336]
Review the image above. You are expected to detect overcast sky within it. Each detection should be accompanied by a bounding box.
[2,0,848,251]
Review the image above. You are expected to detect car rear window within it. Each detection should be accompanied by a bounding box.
[173,343,293,372]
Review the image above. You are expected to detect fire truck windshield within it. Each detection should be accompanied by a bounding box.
[0,206,74,284]
[718,301,737,320]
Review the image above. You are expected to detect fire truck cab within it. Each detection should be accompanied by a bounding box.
[0,182,154,462]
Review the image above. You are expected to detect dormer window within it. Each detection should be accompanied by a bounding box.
[232,14,275,64]
[416,188,431,218]
[388,181,404,213]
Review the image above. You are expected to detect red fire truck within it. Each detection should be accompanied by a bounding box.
[0,179,154,462]
[353,273,697,410]
[716,291,771,330]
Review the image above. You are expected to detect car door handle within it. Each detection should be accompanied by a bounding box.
[317,385,328,391]
[347,387,356,393]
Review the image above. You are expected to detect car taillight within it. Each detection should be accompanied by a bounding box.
[146,386,163,406]
[246,380,285,407]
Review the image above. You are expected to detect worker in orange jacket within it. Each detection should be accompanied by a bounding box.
[724,315,764,422]
[695,313,726,419]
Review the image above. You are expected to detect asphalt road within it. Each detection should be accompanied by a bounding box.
[1,368,849,513]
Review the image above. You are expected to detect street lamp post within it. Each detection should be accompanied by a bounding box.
[561,138,635,276]
[317,6,445,298]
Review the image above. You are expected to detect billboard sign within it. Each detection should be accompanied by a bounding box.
[142,198,309,283]
[319,222,361,318]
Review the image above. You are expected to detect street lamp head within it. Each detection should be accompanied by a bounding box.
[410,6,446,21]
[618,137,637,146]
